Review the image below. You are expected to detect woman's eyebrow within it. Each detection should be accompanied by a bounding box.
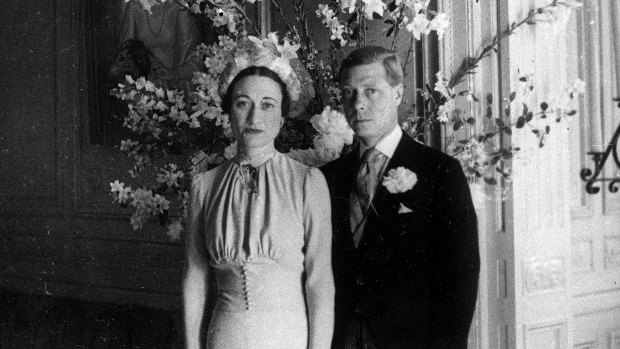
[262,96,279,102]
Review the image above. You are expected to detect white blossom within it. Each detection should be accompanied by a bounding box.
[166,219,183,241]
[429,13,450,39]
[405,13,431,40]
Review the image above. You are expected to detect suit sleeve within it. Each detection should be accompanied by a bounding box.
[303,167,335,349]
[430,157,480,348]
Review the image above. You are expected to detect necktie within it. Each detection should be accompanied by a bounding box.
[356,148,384,214]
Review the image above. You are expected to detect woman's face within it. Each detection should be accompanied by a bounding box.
[230,75,283,150]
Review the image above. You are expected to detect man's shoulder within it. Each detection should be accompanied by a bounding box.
[397,133,460,169]
[320,151,352,174]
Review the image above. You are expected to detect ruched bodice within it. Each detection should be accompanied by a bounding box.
[190,152,335,349]
[200,152,308,268]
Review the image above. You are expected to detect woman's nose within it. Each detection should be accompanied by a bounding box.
[246,105,257,125]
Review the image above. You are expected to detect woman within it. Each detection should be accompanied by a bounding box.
[183,66,334,349]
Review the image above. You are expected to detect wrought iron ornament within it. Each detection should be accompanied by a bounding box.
[581,98,620,194]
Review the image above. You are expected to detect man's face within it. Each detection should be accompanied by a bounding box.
[340,62,403,148]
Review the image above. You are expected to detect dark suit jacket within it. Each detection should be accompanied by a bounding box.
[321,133,480,349]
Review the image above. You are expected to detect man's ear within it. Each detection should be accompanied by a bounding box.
[394,83,404,105]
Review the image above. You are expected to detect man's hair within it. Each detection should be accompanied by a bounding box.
[339,46,404,87]
[221,66,291,116]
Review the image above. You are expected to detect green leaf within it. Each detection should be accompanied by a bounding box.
[540,102,549,111]
[453,120,463,131]
[386,26,395,37]
[516,116,525,128]
[545,125,550,134]
[509,91,517,102]
[484,177,498,185]
[495,118,505,128]
[567,109,577,116]
[348,12,358,25]
[503,126,512,136]
[467,117,476,125]
[486,93,493,104]
[525,111,534,122]
[522,103,528,116]
[486,106,493,119]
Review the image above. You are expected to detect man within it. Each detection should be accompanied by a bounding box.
[321,46,480,349]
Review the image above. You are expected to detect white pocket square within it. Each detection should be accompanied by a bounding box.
[398,203,413,214]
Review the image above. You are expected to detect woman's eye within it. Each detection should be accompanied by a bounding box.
[261,102,275,109]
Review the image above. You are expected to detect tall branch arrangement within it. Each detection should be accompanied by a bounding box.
[110,0,584,239]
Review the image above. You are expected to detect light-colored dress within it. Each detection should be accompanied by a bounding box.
[191,152,334,349]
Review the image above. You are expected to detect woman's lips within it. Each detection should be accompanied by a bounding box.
[243,128,263,134]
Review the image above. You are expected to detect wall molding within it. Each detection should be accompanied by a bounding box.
[524,319,567,349]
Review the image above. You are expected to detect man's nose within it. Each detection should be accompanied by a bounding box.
[354,93,366,111]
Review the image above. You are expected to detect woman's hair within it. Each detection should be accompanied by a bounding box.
[339,45,403,87]
[221,66,291,116]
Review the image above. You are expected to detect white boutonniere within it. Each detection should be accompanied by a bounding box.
[382,167,418,194]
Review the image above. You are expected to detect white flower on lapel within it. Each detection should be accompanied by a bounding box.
[382,167,418,194]
[398,203,413,214]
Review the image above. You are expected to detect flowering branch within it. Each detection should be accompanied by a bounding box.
[448,0,581,88]
[110,0,584,238]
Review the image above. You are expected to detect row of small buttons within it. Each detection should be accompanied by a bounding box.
[242,264,252,310]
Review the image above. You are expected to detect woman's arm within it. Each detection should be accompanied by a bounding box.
[183,176,210,349]
[302,168,335,349]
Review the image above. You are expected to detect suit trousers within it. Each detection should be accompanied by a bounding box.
[342,312,380,349]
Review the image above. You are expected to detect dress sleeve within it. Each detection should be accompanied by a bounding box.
[302,167,335,349]
[183,174,211,349]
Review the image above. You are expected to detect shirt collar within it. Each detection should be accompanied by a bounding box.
[359,125,402,159]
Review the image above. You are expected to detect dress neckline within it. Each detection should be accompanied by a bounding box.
[233,150,278,169]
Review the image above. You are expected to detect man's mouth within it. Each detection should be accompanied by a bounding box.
[243,128,263,134]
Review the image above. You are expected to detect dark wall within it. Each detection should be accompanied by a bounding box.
[0,0,183,312]
[0,290,181,348]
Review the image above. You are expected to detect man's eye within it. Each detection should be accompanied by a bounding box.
[234,100,249,108]
[365,88,378,96]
